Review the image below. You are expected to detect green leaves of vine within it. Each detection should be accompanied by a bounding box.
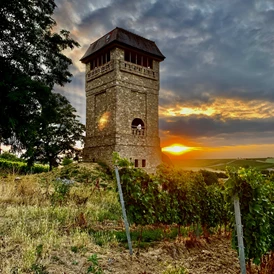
[115,152,274,267]
[116,158,229,231]
[225,167,274,265]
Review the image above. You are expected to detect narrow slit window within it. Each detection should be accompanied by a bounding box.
[135,159,138,167]
[142,159,146,167]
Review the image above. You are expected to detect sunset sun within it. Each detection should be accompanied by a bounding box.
[162,144,195,155]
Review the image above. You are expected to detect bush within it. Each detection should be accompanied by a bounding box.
[62,157,73,166]
[0,158,49,174]
[0,152,25,162]
[199,169,219,185]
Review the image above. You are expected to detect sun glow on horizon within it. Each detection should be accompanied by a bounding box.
[162,144,200,155]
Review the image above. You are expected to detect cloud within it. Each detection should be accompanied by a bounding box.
[52,0,274,155]
[159,97,274,119]
[159,114,274,143]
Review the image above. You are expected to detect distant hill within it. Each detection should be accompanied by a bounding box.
[171,158,274,172]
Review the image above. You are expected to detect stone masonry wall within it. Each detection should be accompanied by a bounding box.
[83,46,162,173]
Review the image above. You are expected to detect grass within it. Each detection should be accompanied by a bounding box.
[266,158,274,164]
[211,160,274,171]
[0,163,122,273]
[172,159,233,168]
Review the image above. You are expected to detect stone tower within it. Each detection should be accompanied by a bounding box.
[80,27,165,173]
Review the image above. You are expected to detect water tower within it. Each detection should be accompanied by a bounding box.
[80,27,165,172]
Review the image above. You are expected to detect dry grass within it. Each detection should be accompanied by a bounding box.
[0,165,121,273]
[0,174,46,205]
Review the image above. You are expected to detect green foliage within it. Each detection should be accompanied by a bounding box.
[58,163,112,189]
[0,0,82,170]
[71,245,83,253]
[0,152,25,162]
[199,169,219,185]
[113,151,133,168]
[226,167,274,265]
[163,265,188,274]
[62,157,73,166]
[21,93,85,170]
[0,158,49,174]
[35,244,43,259]
[87,254,103,274]
[90,230,116,246]
[114,154,229,231]
[201,183,230,229]
[119,166,158,225]
[30,263,49,274]
[50,178,73,205]
[30,244,48,274]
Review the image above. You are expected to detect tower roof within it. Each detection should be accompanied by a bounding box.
[80,27,165,63]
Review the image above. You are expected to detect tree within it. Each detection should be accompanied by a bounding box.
[0,0,80,141]
[19,93,85,170]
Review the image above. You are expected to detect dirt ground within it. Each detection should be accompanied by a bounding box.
[102,236,240,274]
[44,235,240,274]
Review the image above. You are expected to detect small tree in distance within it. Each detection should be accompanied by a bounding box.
[20,93,85,170]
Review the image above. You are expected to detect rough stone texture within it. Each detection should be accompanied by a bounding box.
[83,41,164,173]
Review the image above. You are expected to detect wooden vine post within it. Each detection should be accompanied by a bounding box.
[114,166,133,255]
[234,195,246,274]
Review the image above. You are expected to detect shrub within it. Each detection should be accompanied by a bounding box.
[0,158,49,174]
[62,157,73,166]
[0,152,25,162]
[199,169,219,185]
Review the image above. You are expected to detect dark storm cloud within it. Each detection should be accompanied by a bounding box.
[141,0,274,104]
[53,0,274,145]
[160,115,274,139]
[55,0,274,104]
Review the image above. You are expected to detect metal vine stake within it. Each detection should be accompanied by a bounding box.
[234,195,246,274]
[114,166,133,255]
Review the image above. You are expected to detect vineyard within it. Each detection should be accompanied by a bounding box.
[114,154,274,273]
[172,158,274,172]
[0,153,274,273]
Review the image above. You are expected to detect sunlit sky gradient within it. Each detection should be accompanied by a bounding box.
[53,0,274,159]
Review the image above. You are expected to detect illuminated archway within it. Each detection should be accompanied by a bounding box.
[131,118,145,135]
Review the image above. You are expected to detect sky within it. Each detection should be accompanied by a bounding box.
[52,0,274,159]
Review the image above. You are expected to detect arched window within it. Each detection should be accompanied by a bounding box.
[131,118,145,135]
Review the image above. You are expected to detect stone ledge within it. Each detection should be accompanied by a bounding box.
[120,60,159,80]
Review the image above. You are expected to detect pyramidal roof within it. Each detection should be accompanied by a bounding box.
[80,27,165,63]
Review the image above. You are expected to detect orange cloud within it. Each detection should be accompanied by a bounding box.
[159,97,274,120]
[162,143,274,159]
